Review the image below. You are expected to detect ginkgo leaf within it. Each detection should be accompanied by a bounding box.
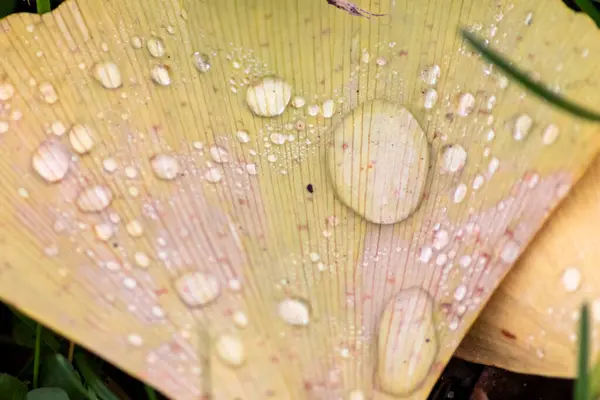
[0,0,600,399]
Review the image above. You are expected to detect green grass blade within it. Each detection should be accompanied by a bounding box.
[576,0,600,28]
[144,385,158,400]
[461,30,600,122]
[590,357,600,398]
[36,0,51,14]
[575,303,590,400]
[33,324,42,388]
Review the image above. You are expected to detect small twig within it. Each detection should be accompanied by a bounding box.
[33,324,42,388]
[325,0,386,18]
[68,341,75,363]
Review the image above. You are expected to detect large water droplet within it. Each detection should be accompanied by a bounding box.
[455,92,475,117]
[68,124,95,154]
[146,37,165,58]
[76,185,113,213]
[151,65,171,86]
[421,65,441,85]
[246,77,292,117]
[150,154,180,180]
[215,334,246,367]
[377,288,438,396]
[174,272,220,307]
[328,100,429,224]
[278,298,310,326]
[192,52,211,73]
[93,62,122,89]
[32,140,71,183]
[0,83,15,101]
[440,144,467,173]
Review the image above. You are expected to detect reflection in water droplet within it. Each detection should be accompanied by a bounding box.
[76,185,113,213]
[209,145,229,163]
[174,271,220,307]
[562,267,581,292]
[192,52,211,73]
[377,288,438,396]
[0,83,15,101]
[215,334,246,367]
[278,298,310,326]
[151,65,172,86]
[423,88,438,109]
[513,114,533,141]
[328,100,429,224]
[39,82,58,104]
[246,77,292,117]
[69,124,95,154]
[456,93,475,117]
[440,145,467,173]
[146,38,165,57]
[542,124,559,145]
[32,140,71,183]
[93,62,122,89]
[150,154,180,180]
[421,65,441,85]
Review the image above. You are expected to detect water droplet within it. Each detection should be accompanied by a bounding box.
[32,140,71,183]
[433,229,449,250]
[0,121,8,134]
[0,83,15,101]
[94,223,114,241]
[245,163,258,175]
[361,50,370,64]
[192,52,211,73]
[204,167,222,183]
[377,288,437,396]
[269,133,287,145]
[328,101,429,224]
[151,65,171,86]
[309,252,320,263]
[246,77,292,117]
[472,174,484,190]
[93,62,122,89]
[130,36,143,49]
[307,104,320,116]
[455,93,475,117]
[39,82,58,104]
[418,246,433,263]
[487,158,500,177]
[236,130,250,143]
[321,99,335,118]
[542,124,559,145]
[485,129,495,141]
[127,333,143,347]
[123,277,137,289]
[421,65,441,85]
[174,272,220,307]
[126,220,144,237]
[134,251,150,268]
[454,285,467,301]
[524,12,534,25]
[49,121,66,136]
[440,144,467,173]
[513,114,533,141]
[146,38,165,57]
[423,88,438,109]
[215,334,246,367]
[150,154,180,180]
[68,124,95,154]
[291,96,305,108]
[125,166,138,179]
[562,267,581,292]
[267,154,277,163]
[349,390,365,400]
[233,311,248,328]
[500,239,520,263]
[76,185,113,213]
[453,183,467,203]
[209,145,229,163]
[278,298,310,326]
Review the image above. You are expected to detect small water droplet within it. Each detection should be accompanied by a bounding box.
[472,174,484,190]
[307,104,320,116]
[440,144,467,173]
[130,36,143,49]
[309,252,320,263]
[246,77,292,117]
[0,83,15,101]
[453,183,467,203]
[454,285,467,301]
[68,124,95,154]
[39,82,58,104]
[215,334,246,367]
[433,229,449,250]
[209,145,229,163]
[269,133,287,145]
[150,154,180,180]
[93,62,122,89]
[151,65,172,86]
[123,277,137,289]
[126,220,144,237]
[487,158,500,177]
[125,166,138,179]
[349,390,366,400]
[0,121,8,134]
[134,252,150,268]
[192,52,211,73]
[246,163,258,175]
[76,185,113,213]
[32,140,71,183]
[321,99,335,118]
[421,65,441,85]
[513,114,533,141]
[485,129,495,141]
[94,223,114,242]
[524,12,534,25]
[291,96,305,108]
[146,38,165,57]
[455,92,475,117]
[204,167,222,183]
[236,130,250,143]
[233,311,248,328]
[562,267,581,292]
[278,298,310,326]
[49,121,66,136]
[542,124,559,145]
[127,333,143,347]
[174,272,220,307]
[500,239,520,263]
[423,88,438,109]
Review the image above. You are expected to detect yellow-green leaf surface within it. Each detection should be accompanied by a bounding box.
[0,1,599,399]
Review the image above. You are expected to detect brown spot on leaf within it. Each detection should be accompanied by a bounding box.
[501,329,517,340]
[325,0,386,18]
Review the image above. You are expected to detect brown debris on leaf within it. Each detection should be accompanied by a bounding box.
[326,0,386,18]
